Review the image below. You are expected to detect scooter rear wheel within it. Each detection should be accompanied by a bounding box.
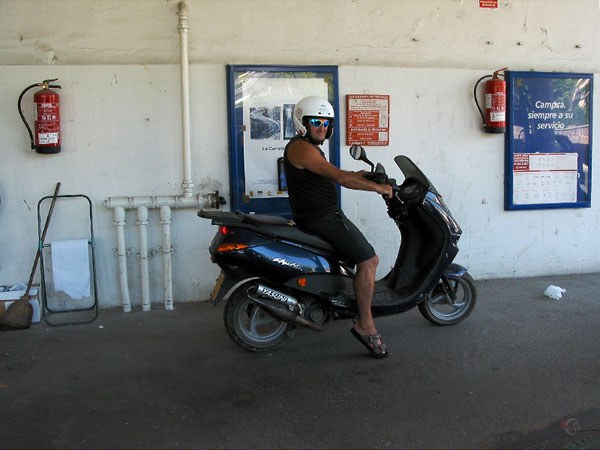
[418,273,477,326]
[224,282,292,352]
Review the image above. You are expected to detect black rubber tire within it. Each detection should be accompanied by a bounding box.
[418,273,477,326]
[223,282,291,352]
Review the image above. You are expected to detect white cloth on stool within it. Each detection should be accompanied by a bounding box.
[51,239,90,300]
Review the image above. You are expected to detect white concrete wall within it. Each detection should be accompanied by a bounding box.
[2,0,599,72]
[0,64,228,307]
[1,0,599,309]
[339,67,600,279]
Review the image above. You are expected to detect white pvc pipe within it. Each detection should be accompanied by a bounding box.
[113,207,131,312]
[137,206,151,312]
[177,1,194,198]
[104,194,208,210]
[106,3,222,313]
[106,192,219,312]
[160,206,174,310]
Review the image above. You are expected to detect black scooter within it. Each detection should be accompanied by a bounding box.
[199,146,476,352]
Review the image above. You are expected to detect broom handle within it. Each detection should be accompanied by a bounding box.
[23,182,61,298]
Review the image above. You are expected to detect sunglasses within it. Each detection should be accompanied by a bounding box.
[308,118,331,128]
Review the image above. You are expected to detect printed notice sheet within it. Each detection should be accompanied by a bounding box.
[346,95,390,146]
[513,153,578,205]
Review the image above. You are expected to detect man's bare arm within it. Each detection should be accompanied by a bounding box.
[287,141,392,197]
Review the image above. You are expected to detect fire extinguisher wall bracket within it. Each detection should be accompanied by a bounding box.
[473,68,507,134]
[18,78,62,154]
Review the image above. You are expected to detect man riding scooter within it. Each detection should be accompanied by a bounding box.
[283,96,393,358]
[199,95,476,355]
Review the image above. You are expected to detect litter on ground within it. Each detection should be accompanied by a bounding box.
[544,285,566,300]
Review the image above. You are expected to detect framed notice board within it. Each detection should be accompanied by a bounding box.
[346,94,390,146]
[505,71,593,210]
[227,65,340,216]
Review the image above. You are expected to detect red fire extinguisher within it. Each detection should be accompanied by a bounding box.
[474,68,507,134]
[18,78,62,154]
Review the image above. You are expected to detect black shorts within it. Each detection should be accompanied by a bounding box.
[295,209,375,266]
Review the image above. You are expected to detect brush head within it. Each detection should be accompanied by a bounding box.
[0,298,33,331]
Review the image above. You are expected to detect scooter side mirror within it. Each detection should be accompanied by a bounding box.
[349,145,374,171]
[349,145,364,160]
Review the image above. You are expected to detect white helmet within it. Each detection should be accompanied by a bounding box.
[293,96,335,139]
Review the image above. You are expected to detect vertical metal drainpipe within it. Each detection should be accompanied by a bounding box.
[137,206,151,312]
[105,2,225,312]
[160,206,174,311]
[178,1,194,198]
[113,207,131,312]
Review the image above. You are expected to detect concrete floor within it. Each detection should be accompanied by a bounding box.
[1,273,599,449]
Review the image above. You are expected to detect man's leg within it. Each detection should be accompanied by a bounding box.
[352,255,379,336]
[296,211,385,352]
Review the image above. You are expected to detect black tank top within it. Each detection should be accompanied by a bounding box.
[283,136,339,221]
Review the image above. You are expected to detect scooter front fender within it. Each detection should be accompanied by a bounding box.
[443,263,468,278]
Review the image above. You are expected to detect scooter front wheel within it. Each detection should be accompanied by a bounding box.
[418,273,477,326]
[224,282,292,352]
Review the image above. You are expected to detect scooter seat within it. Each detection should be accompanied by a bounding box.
[242,213,336,253]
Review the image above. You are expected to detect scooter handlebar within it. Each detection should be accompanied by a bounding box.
[361,171,394,202]
[362,171,388,185]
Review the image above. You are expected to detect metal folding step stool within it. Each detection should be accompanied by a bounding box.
[38,194,99,326]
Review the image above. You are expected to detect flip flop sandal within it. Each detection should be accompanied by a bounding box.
[351,328,389,358]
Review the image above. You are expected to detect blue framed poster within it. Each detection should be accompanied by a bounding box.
[505,71,593,210]
[227,65,340,216]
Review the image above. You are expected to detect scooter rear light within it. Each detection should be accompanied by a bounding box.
[216,243,248,252]
[218,226,231,235]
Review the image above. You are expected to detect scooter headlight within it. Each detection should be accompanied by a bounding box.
[426,193,462,237]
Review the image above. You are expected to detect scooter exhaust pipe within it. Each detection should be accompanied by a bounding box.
[247,288,328,332]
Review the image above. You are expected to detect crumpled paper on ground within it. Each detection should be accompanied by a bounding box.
[544,285,566,300]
